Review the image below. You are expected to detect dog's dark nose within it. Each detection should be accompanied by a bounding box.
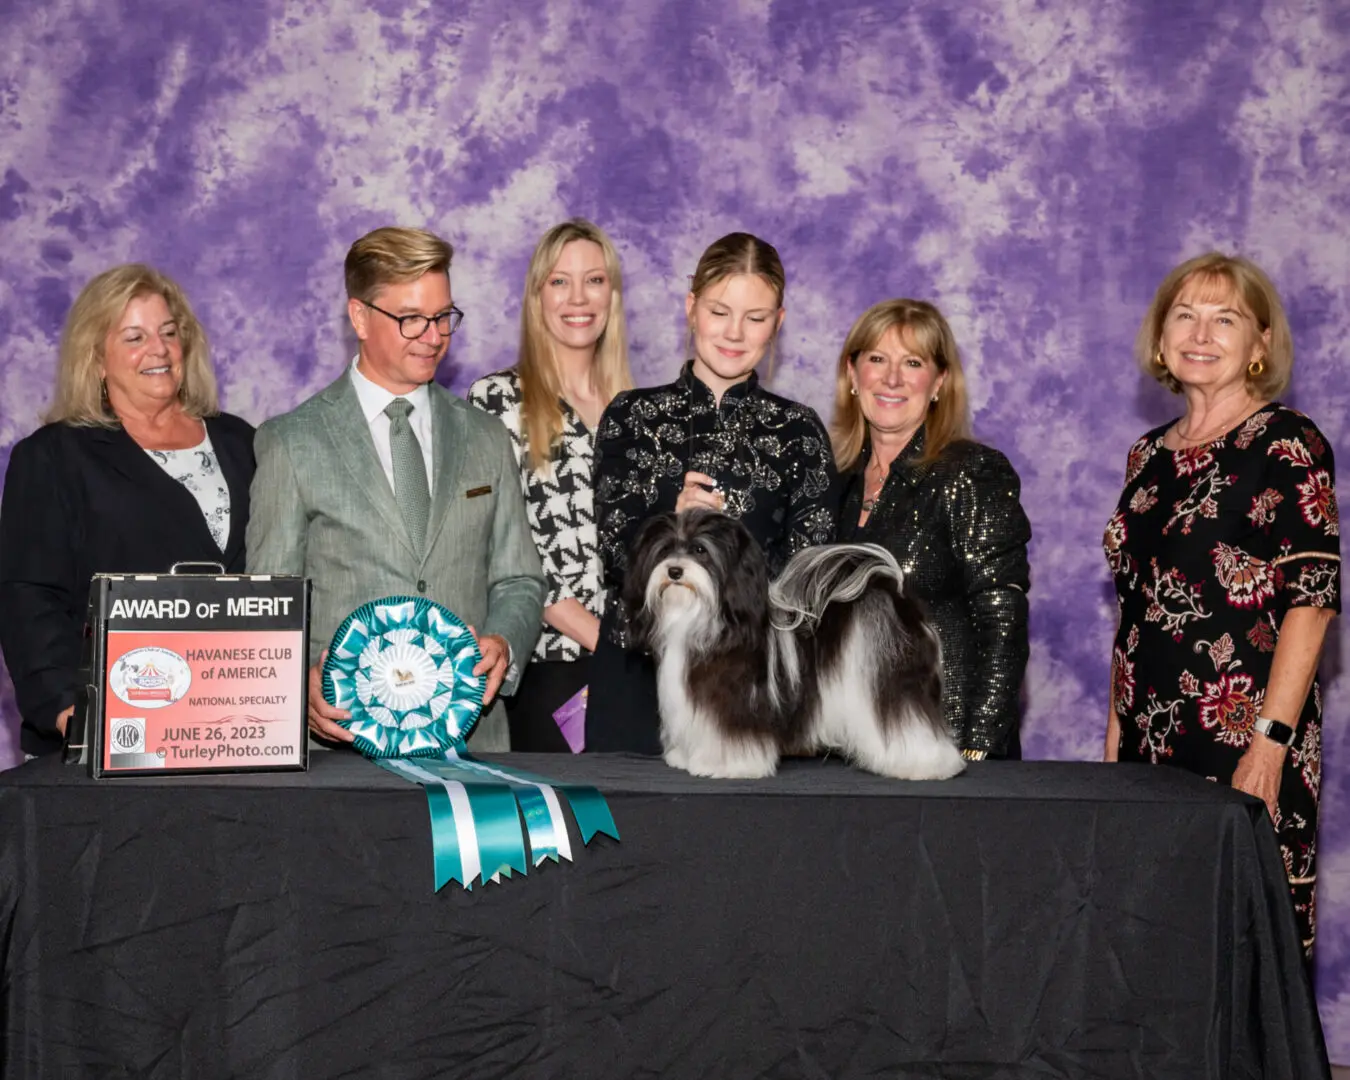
[667,565,684,581]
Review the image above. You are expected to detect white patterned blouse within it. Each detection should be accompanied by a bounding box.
[144,430,232,552]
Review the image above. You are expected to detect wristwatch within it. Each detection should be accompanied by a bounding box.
[1254,716,1296,747]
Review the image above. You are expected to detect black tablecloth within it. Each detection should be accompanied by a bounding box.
[0,753,1330,1079]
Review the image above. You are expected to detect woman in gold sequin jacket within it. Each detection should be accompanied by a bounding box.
[831,299,1031,760]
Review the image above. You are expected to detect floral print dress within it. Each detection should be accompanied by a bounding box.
[1104,404,1340,953]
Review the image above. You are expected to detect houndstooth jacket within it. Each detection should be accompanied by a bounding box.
[469,369,603,663]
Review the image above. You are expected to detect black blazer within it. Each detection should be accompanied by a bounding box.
[0,414,255,755]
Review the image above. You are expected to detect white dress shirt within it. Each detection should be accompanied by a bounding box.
[349,357,436,495]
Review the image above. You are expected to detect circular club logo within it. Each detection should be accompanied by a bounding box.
[110,647,192,710]
[110,718,145,753]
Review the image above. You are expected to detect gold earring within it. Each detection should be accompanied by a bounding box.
[1248,357,1265,378]
[1154,349,1166,369]
[850,385,858,397]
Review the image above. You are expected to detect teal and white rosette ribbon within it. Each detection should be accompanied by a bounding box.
[323,596,618,890]
[323,596,483,758]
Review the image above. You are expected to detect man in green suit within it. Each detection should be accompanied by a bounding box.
[247,227,545,750]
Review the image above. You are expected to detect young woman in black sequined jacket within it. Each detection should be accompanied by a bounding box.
[588,233,839,754]
[832,299,1031,760]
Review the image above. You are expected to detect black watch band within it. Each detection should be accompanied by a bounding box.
[1254,716,1296,747]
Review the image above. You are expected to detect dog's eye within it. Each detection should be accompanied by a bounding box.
[691,543,706,556]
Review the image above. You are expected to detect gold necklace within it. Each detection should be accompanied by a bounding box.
[1172,401,1263,447]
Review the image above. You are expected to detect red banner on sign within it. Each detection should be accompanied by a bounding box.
[101,629,306,772]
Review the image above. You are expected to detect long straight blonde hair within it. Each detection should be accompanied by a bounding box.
[830,299,971,471]
[517,220,632,471]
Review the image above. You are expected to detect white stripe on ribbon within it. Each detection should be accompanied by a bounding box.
[387,757,483,886]
[444,748,574,863]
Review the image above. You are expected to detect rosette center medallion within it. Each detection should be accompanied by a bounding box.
[367,645,438,712]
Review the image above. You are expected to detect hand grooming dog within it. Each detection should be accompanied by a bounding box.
[624,509,965,780]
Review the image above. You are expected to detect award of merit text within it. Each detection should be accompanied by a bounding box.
[109,596,295,620]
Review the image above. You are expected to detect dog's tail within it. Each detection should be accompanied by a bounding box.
[769,543,904,631]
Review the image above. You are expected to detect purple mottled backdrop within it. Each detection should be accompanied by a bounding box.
[2,0,1347,1054]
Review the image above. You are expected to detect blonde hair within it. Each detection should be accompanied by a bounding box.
[46,264,218,427]
[830,299,971,470]
[686,232,786,376]
[517,220,633,471]
[1136,252,1293,398]
[345,226,454,304]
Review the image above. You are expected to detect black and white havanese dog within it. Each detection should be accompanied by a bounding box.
[623,509,965,781]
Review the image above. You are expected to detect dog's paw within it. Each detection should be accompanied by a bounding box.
[686,753,778,780]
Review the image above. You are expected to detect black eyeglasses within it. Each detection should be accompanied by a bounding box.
[366,301,464,340]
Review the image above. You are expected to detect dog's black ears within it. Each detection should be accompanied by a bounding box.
[719,523,770,646]
[622,513,680,647]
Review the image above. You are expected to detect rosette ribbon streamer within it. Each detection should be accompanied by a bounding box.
[323,596,618,890]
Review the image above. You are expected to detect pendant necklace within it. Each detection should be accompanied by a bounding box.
[861,459,886,513]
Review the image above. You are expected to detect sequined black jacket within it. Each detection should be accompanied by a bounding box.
[838,428,1031,757]
[595,364,839,644]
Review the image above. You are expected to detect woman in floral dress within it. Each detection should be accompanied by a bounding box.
[1104,252,1339,954]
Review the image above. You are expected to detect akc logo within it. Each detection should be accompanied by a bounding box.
[109,647,192,709]
[110,718,145,754]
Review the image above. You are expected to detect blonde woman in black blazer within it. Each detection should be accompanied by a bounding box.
[0,264,254,757]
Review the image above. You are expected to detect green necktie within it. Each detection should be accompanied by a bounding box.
[384,397,430,552]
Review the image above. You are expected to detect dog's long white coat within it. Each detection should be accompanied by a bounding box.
[809,625,965,781]
[644,543,965,782]
[649,577,779,778]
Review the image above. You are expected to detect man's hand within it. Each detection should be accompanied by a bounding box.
[307,650,354,743]
[469,626,510,706]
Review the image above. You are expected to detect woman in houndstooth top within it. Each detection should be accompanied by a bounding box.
[470,220,634,751]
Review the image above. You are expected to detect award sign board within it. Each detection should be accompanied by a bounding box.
[86,573,309,777]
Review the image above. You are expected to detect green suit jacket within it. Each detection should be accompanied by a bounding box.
[246,372,545,749]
